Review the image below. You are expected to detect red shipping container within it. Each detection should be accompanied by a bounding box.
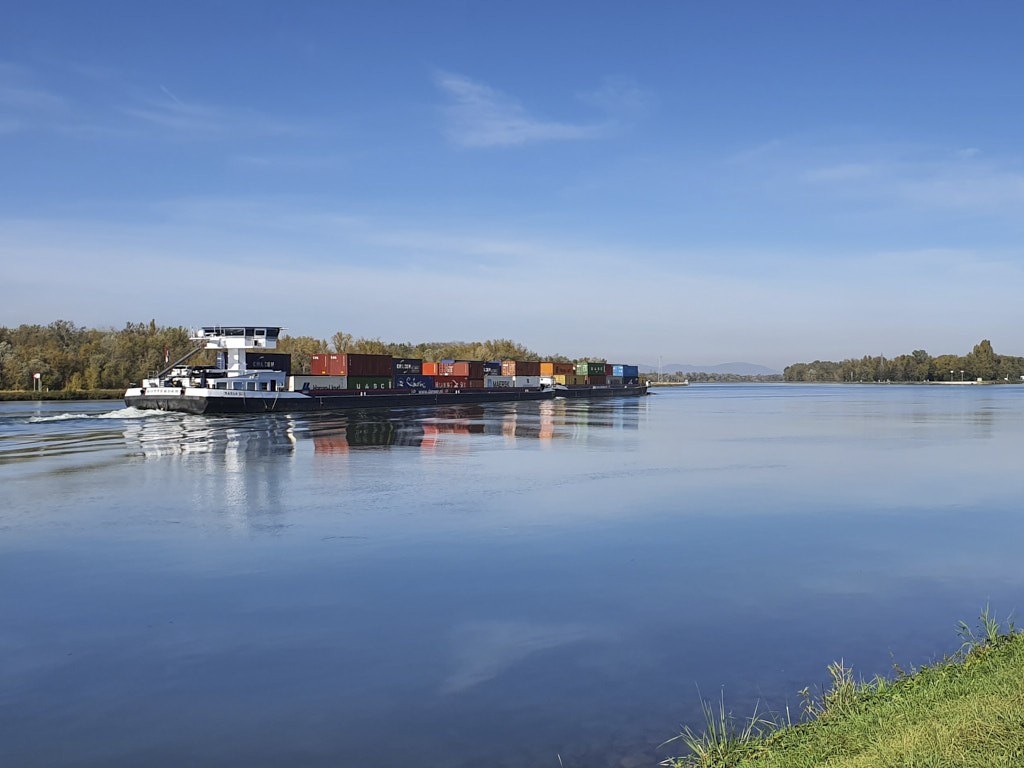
[466,379,485,389]
[605,364,614,377]
[311,354,330,375]
[586,375,608,385]
[336,353,392,377]
[438,361,469,377]
[422,362,438,375]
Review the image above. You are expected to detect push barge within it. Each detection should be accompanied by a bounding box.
[124,326,648,415]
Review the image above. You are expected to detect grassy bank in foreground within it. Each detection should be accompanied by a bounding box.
[662,611,1024,768]
[0,389,124,401]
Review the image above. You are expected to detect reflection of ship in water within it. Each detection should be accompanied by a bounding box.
[310,399,647,453]
[123,413,300,458]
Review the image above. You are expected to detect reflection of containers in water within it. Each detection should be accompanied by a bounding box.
[576,362,606,376]
[585,375,607,385]
[347,376,392,390]
[392,358,423,375]
[513,375,541,388]
[486,376,515,388]
[346,421,397,446]
[502,360,541,376]
[393,374,435,389]
[483,361,502,376]
[289,375,347,391]
[422,362,438,376]
[246,352,292,374]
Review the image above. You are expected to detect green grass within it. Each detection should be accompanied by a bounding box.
[661,611,1024,768]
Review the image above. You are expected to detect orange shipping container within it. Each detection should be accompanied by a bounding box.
[422,362,438,375]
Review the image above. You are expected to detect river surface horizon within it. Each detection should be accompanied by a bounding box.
[2,385,1023,767]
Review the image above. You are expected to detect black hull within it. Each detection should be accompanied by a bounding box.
[554,385,649,399]
[125,388,556,415]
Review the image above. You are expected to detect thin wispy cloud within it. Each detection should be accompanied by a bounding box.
[435,71,607,148]
[120,91,308,139]
[0,62,69,133]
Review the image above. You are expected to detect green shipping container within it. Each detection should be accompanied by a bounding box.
[347,376,393,390]
[576,362,606,376]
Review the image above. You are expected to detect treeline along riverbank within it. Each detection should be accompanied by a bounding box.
[0,320,605,394]
[784,340,1024,383]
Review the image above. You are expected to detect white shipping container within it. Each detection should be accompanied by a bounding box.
[539,376,554,386]
[485,376,516,388]
[289,375,347,391]
[512,376,541,388]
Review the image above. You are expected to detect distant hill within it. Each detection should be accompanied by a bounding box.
[639,362,782,376]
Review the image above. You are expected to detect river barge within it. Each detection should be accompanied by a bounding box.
[124,326,647,415]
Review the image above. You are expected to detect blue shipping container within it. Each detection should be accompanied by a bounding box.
[611,364,625,377]
[393,374,435,389]
[622,365,639,377]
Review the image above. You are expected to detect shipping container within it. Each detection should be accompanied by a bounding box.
[311,353,392,377]
[347,376,392,390]
[575,362,606,377]
[422,362,438,376]
[437,361,485,378]
[622,365,639,378]
[623,376,640,386]
[392,374,435,389]
[289,375,347,391]
[392,358,423,375]
[483,361,502,376]
[512,375,541,388]
[539,362,574,376]
[433,376,469,389]
[604,364,614,377]
[611,364,625,377]
[607,376,624,386]
[466,378,485,389]
[585,375,607,386]
[344,354,393,377]
[246,352,292,374]
[310,353,335,376]
[485,376,516,388]
[502,360,541,376]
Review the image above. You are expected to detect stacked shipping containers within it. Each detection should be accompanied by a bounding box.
[300,353,640,393]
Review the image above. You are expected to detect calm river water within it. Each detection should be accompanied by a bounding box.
[2,385,1023,767]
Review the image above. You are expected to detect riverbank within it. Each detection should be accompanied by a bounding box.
[661,615,1024,767]
[0,389,124,401]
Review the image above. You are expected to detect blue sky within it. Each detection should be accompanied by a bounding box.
[3,1,1024,368]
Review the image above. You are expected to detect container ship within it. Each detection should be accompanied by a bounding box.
[124,326,648,415]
